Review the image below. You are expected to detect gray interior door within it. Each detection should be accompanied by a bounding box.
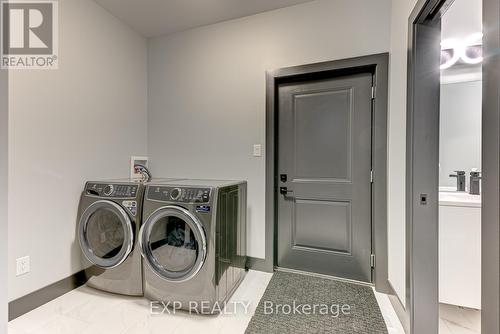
[277,72,373,282]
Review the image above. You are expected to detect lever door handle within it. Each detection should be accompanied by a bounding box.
[280,187,293,196]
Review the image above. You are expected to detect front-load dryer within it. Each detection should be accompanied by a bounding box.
[77,178,182,296]
[139,179,248,313]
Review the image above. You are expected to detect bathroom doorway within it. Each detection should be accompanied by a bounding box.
[439,0,482,332]
[407,0,499,333]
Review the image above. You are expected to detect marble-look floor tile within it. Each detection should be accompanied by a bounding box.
[9,270,404,334]
[6,331,28,334]
[373,289,405,334]
[439,303,481,333]
[63,289,139,323]
[79,300,150,334]
[8,287,96,334]
[444,320,480,334]
[25,314,89,334]
[440,318,453,334]
[170,314,223,334]
[217,313,254,334]
[124,313,186,334]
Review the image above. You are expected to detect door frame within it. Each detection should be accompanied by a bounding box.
[481,0,500,332]
[0,50,7,332]
[406,1,445,332]
[407,0,500,333]
[254,53,390,293]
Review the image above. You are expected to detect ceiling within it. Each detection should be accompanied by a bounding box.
[93,0,316,37]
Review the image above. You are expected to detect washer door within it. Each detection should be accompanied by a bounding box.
[78,200,134,269]
[139,206,207,282]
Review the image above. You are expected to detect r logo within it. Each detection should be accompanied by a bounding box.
[2,2,53,54]
[1,0,58,69]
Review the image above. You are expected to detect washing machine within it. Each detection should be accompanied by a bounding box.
[139,179,247,313]
[77,178,182,296]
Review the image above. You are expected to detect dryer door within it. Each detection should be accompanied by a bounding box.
[139,206,207,282]
[78,200,134,269]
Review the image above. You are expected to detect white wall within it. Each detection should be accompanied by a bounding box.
[439,0,483,188]
[387,0,418,305]
[8,0,148,301]
[440,80,482,187]
[147,0,392,259]
[441,0,482,41]
[1,65,8,333]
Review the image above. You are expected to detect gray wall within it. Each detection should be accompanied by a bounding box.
[439,80,482,187]
[482,0,500,331]
[147,0,392,259]
[1,65,8,333]
[8,0,148,301]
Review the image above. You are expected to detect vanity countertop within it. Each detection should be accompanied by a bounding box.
[439,191,481,208]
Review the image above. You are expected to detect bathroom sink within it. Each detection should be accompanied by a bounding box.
[439,191,481,207]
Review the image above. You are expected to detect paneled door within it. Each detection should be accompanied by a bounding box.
[277,72,373,282]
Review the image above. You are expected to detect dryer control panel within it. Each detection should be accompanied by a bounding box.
[85,183,139,198]
[147,186,211,203]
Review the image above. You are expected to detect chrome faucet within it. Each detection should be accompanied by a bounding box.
[469,170,481,195]
[449,171,466,192]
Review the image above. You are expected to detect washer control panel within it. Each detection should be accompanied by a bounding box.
[85,183,138,198]
[147,186,211,203]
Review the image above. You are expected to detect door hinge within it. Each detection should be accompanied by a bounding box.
[370,170,374,183]
[371,86,376,99]
[370,254,376,268]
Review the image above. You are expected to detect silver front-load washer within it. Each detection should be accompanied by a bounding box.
[139,179,248,313]
[77,178,182,296]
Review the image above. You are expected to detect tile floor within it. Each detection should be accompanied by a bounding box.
[439,303,481,334]
[9,270,405,334]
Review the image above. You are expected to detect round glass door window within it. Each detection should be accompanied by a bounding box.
[78,200,134,268]
[140,206,207,282]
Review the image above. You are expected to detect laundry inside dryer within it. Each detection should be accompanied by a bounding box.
[149,216,199,272]
[86,209,126,259]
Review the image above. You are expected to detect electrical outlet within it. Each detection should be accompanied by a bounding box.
[253,144,262,157]
[16,256,30,276]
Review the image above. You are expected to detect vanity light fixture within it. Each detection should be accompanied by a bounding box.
[440,32,483,70]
